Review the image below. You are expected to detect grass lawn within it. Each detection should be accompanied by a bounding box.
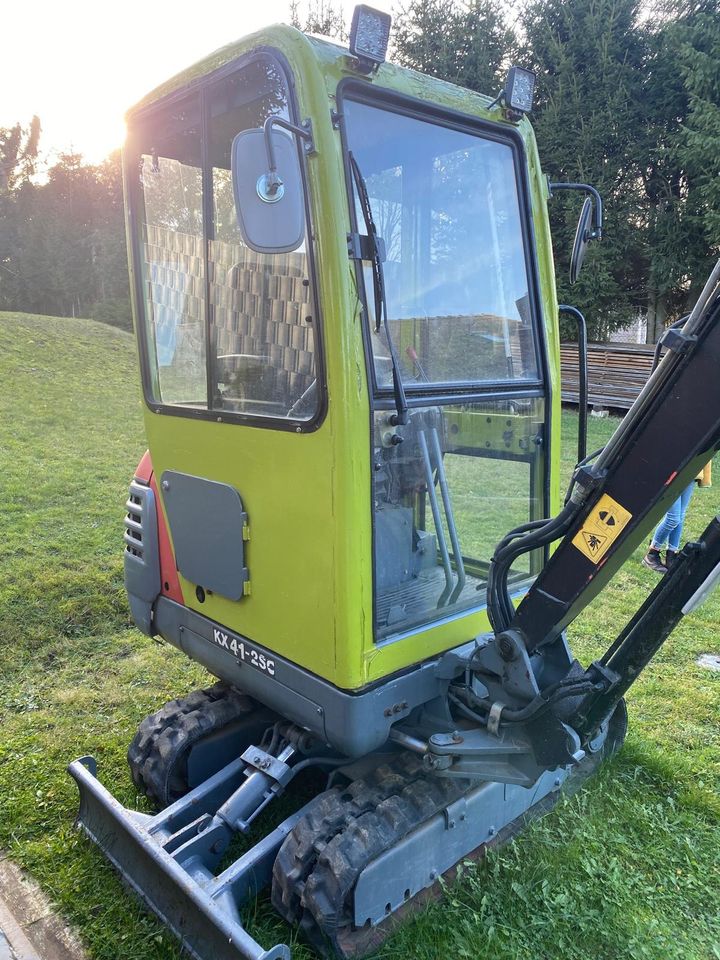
[0,311,718,960]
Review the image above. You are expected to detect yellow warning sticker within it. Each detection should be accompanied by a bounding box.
[572,493,632,563]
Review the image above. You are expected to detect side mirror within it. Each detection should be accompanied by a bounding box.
[231,126,306,254]
[569,197,594,285]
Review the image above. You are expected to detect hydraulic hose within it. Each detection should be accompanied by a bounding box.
[487,500,582,632]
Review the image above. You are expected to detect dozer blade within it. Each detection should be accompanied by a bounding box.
[68,756,295,960]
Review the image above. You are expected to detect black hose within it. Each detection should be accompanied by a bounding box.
[487,500,581,632]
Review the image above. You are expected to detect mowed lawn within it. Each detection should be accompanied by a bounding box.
[0,311,718,960]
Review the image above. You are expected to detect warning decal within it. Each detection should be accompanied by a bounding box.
[572,493,632,563]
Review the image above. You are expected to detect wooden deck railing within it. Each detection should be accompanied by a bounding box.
[560,341,655,410]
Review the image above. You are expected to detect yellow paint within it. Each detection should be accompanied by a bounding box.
[572,494,633,563]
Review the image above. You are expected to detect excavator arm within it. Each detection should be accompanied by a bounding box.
[508,261,720,652]
[420,261,720,778]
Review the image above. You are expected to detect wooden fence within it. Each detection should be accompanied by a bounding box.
[560,341,655,410]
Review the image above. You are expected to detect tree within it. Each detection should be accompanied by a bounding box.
[393,0,511,95]
[0,116,40,192]
[289,0,347,39]
[521,0,650,339]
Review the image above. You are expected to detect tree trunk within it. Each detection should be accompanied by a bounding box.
[646,287,668,343]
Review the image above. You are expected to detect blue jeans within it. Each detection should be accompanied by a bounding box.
[651,482,695,552]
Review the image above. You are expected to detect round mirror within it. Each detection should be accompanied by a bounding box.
[570,196,594,285]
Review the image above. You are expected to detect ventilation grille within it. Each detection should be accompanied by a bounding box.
[124,482,147,559]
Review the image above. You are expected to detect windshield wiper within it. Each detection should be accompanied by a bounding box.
[349,152,408,426]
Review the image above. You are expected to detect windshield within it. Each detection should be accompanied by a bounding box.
[344,97,539,387]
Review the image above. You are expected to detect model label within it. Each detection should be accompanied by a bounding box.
[211,628,276,675]
[572,493,632,563]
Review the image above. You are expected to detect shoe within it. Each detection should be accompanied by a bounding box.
[642,547,667,574]
[665,549,679,569]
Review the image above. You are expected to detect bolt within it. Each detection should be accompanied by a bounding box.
[429,871,436,880]
[162,479,170,491]
[384,708,393,717]
[498,635,515,662]
[253,755,261,764]
[488,826,495,836]
[451,731,463,743]
[448,819,456,829]
[554,777,562,787]
[317,706,323,715]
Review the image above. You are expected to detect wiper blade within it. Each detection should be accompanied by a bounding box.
[349,151,408,426]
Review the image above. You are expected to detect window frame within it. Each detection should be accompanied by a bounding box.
[125,48,327,433]
[336,79,554,643]
[337,79,547,399]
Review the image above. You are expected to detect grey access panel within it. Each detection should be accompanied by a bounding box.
[160,471,249,601]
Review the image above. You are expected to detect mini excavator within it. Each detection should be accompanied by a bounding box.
[69,9,720,959]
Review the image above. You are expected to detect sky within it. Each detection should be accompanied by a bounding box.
[1,0,391,165]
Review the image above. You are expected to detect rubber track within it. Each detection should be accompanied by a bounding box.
[272,755,471,957]
[127,681,256,808]
[271,752,423,924]
[274,701,629,958]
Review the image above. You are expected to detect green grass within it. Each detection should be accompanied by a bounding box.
[0,311,718,960]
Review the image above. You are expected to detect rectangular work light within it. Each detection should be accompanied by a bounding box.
[349,5,391,69]
[504,66,536,115]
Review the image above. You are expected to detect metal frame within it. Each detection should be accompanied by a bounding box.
[69,741,572,960]
[153,595,479,756]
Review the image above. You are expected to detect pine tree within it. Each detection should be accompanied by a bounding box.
[522,0,649,338]
[393,0,511,94]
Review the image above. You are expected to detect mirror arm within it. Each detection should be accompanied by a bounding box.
[262,116,315,194]
[548,181,603,240]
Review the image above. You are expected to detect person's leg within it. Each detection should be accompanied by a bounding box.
[650,497,683,551]
[667,482,695,552]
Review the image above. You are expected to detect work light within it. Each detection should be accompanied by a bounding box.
[504,66,536,115]
[349,5,391,70]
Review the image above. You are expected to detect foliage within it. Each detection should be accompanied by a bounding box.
[0,312,718,958]
[642,1,720,338]
[0,116,40,191]
[393,0,512,93]
[289,0,347,39]
[0,148,130,327]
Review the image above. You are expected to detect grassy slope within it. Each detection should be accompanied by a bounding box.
[0,312,718,960]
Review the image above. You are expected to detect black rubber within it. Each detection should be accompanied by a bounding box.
[127,681,264,808]
[272,753,471,957]
[273,700,629,959]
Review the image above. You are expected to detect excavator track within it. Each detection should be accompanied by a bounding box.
[272,754,473,958]
[127,681,272,808]
[273,700,628,959]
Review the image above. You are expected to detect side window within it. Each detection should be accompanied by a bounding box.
[133,56,319,423]
[137,96,207,406]
[207,60,317,420]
